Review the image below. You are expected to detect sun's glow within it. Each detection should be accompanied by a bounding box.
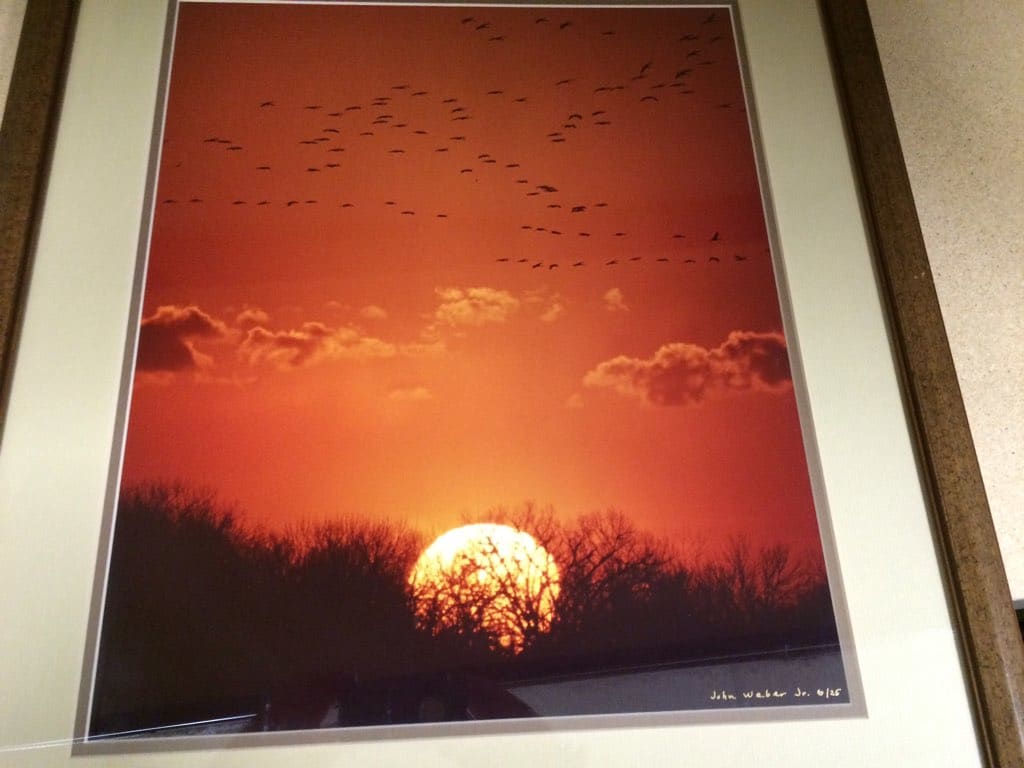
[408,523,560,652]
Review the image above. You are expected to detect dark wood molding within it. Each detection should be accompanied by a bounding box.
[0,0,78,431]
[820,1,1024,766]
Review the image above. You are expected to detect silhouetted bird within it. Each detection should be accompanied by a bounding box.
[572,206,586,213]
[259,101,275,107]
[559,21,571,29]
[286,200,299,207]
[257,165,271,170]
[572,261,584,267]
[710,231,721,241]
[709,256,720,263]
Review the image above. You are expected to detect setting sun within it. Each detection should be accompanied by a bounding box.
[408,524,560,653]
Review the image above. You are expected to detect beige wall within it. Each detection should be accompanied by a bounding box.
[1,1,1021,600]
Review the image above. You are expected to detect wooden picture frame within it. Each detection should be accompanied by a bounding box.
[1,1,1021,764]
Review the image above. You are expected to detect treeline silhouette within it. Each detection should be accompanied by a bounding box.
[90,484,841,735]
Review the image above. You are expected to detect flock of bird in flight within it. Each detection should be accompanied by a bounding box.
[160,8,760,270]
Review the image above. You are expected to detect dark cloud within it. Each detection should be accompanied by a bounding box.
[584,331,791,406]
[136,305,227,372]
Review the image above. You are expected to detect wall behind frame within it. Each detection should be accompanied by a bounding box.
[1,0,1021,600]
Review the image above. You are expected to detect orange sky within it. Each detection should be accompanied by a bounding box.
[120,3,825,559]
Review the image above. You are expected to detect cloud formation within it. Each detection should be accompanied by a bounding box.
[434,287,519,327]
[136,305,227,372]
[584,331,791,406]
[388,386,433,402]
[235,307,270,329]
[239,321,396,370]
[540,299,566,323]
[603,287,629,313]
[360,304,388,320]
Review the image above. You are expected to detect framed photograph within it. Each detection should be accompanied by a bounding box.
[1,1,1022,766]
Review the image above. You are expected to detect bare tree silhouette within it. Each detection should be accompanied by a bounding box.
[410,524,560,655]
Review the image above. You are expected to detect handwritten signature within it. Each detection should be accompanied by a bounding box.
[709,686,843,702]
